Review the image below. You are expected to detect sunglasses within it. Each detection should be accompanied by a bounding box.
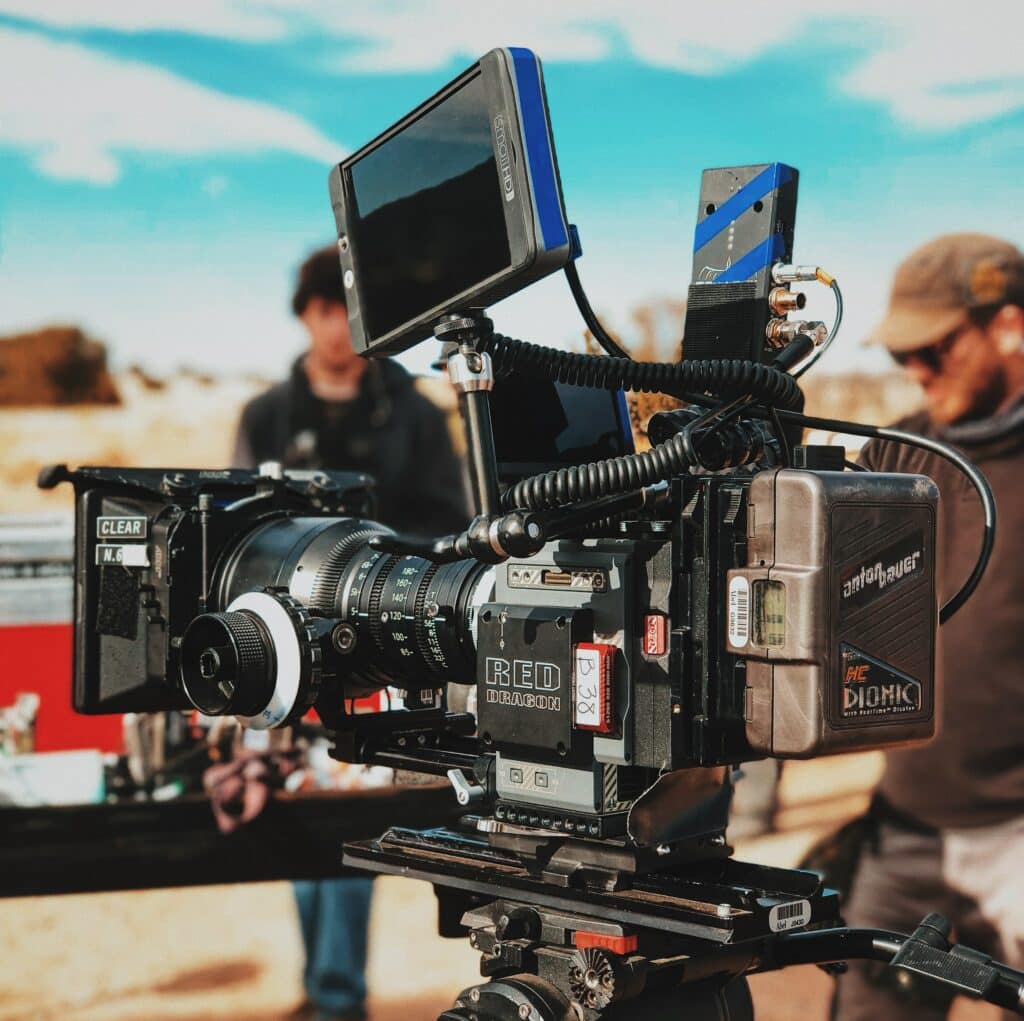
[890,325,963,371]
[890,307,1002,370]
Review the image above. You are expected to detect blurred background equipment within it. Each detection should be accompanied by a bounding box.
[0,513,120,755]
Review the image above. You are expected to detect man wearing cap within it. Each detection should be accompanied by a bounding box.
[833,234,1024,1020]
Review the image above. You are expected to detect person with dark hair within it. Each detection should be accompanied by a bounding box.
[235,245,467,535]
[234,244,467,1021]
[832,234,1024,1021]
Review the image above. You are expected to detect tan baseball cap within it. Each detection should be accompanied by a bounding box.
[870,233,1024,353]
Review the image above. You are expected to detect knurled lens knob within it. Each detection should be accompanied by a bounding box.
[180,610,276,717]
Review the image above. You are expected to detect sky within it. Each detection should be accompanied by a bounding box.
[0,2,1022,380]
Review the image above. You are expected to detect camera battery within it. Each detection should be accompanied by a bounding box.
[727,467,938,758]
[573,642,615,733]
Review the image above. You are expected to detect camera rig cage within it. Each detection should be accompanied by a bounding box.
[46,46,1018,1020]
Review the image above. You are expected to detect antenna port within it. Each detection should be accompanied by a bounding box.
[769,287,807,315]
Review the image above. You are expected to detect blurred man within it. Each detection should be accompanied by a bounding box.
[234,245,467,1021]
[833,234,1024,1021]
[235,246,466,534]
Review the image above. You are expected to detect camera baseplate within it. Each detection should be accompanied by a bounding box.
[345,824,837,1019]
[345,828,1024,1019]
[345,824,839,943]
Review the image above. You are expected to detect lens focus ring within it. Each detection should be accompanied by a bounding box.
[180,609,275,717]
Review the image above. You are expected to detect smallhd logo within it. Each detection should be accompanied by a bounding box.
[493,115,515,202]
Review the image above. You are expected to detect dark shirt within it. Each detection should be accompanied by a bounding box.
[860,401,1024,830]
[233,357,467,536]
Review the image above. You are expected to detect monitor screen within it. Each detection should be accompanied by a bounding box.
[348,71,512,342]
[491,374,634,482]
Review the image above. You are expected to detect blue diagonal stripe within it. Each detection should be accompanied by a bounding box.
[693,163,793,253]
[714,233,788,283]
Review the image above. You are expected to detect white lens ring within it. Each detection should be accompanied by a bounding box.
[226,591,302,730]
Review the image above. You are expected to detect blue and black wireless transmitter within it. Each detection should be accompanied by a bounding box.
[683,163,800,364]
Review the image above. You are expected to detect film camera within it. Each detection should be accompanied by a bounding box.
[48,46,1019,1021]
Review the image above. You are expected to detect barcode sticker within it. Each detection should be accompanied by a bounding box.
[769,899,811,932]
[728,576,750,647]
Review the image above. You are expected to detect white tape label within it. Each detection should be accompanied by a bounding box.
[728,575,750,647]
[95,544,150,567]
[574,646,603,729]
[96,516,147,539]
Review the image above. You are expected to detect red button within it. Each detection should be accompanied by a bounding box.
[644,613,667,656]
[574,931,638,954]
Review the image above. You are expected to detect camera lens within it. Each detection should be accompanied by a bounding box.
[335,552,486,685]
[180,610,276,717]
[212,516,494,707]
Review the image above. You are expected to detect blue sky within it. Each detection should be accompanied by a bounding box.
[0,2,1022,379]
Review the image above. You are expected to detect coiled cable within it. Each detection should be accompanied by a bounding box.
[478,331,803,409]
[477,331,800,512]
[502,416,770,512]
[503,431,697,510]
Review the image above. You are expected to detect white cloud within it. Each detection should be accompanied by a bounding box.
[0,0,290,41]
[314,2,805,76]
[316,1,1024,131]
[0,24,343,185]
[6,1,1023,131]
[0,0,1021,191]
[837,6,1024,130]
[202,174,230,198]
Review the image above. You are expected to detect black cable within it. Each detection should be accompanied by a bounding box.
[563,262,631,359]
[483,335,801,513]
[770,410,996,624]
[691,396,753,461]
[477,332,803,410]
[770,406,791,467]
[503,427,704,510]
[845,459,867,472]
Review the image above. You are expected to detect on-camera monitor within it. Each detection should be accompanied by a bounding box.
[332,48,572,356]
[492,373,634,483]
[348,72,511,342]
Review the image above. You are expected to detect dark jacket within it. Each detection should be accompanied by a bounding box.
[860,401,1024,830]
[234,357,467,536]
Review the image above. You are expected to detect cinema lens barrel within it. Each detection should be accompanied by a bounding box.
[178,516,493,724]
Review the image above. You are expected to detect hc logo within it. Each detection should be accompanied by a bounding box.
[485,657,561,692]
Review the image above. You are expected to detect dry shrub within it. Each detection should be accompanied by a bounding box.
[0,326,120,406]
